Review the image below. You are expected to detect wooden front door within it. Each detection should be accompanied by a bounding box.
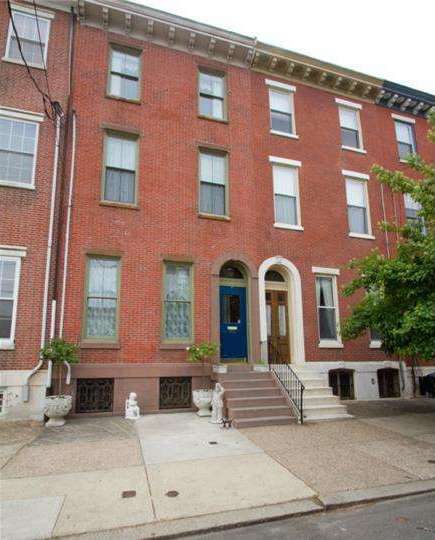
[266,290,290,363]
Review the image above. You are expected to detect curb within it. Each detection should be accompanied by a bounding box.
[56,479,435,540]
[319,478,435,510]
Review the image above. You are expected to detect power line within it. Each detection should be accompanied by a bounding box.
[6,0,63,121]
[32,0,52,100]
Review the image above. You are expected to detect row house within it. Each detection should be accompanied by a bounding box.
[0,0,434,421]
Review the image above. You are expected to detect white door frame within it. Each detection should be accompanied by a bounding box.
[258,256,305,365]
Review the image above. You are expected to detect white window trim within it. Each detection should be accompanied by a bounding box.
[0,248,25,350]
[3,6,52,69]
[270,158,303,230]
[369,339,382,349]
[343,170,373,239]
[274,223,304,231]
[342,146,367,154]
[312,266,340,276]
[0,109,41,190]
[269,156,301,167]
[337,102,365,151]
[270,130,299,140]
[391,113,415,124]
[266,79,296,93]
[267,80,298,138]
[314,271,343,349]
[335,97,362,110]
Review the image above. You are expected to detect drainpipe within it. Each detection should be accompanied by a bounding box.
[23,115,61,402]
[380,184,390,258]
[59,110,76,338]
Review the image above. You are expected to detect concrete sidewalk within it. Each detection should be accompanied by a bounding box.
[1,400,434,539]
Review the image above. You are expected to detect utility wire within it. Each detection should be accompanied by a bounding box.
[6,0,63,121]
[32,0,52,100]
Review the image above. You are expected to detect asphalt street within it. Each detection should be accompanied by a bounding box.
[188,493,435,539]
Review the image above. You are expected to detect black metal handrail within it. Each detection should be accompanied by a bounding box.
[268,344,305,423]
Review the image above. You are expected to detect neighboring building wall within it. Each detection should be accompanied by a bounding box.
[0,1,70,419]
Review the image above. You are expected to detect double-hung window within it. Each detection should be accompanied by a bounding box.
[199,149,227,217]
[163,262,192,342]
[108,47,141,101]
[0,248,25,350]
[103,133,137,205]
[393,117,416,160]
[5,6,51,67]
[404,193,425,232]
[198,71,225,120]
[84,257,120,341]
[266,79,297,137]
[344,170,372,238]
[313,267,342,347]
[270,157,302,230]
[0,109,42,189]
[336,99,364,151]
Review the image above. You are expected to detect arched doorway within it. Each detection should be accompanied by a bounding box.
[265,268,290,363]
[219,261,249,361]
[378,368,400,398]
[259,256,305,365]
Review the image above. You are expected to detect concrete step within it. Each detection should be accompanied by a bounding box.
[233,415,295,428]
[228,405,291,419]
[303,386,334,397]
[303,413,354,422]
[226,396,287,408]
[222,379,276,390]
[223,364,251,372]
[224,387,281,399]
[300,378,328,388]
[218,372,271,382]
[303,395,341,407]
[303,404,349,420]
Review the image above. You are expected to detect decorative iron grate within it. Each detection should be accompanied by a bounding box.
[159,377,192,409]
[76,378,114,413]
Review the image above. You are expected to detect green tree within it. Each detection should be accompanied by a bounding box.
[341,111,435,368]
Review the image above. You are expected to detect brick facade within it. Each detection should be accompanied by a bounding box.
[0,0,434,419]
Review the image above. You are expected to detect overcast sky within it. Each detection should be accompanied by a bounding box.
[131,0,435,95]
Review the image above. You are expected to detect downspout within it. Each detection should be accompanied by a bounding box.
[380,184,390,258]
[23,115,61,402]
[59,110,76,338]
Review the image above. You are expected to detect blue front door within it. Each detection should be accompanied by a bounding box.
[219,286,247,360]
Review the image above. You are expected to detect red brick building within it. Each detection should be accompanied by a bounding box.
[1,0,434,420]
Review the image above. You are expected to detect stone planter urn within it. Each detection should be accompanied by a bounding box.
[192,389,213,417]
[44,395,72,427]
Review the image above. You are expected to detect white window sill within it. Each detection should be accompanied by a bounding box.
[399,158,411,164]
[318,340,344,349]
[349,232,375,240]
[369,340,382,349]
[341,145,367,154]
[274,223,304,231]
[0,342,15,350]
[270,130,299,140]
[2,57,45,70]
[0,181,35,190]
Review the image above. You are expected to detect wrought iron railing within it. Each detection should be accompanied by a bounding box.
[268,343,304,423]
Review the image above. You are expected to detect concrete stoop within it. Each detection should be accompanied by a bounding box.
[293,368,353,422]
[218,368,296,428]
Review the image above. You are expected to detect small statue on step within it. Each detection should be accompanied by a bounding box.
[210,382,225,424]
[221,417,232,429]
[125,392,140,420]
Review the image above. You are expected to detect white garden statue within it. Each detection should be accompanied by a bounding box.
[210,382,225,424]
[125,392,140,420]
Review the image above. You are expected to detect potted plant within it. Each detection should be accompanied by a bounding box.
[41,338,79,427]
[187,342,217,416]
